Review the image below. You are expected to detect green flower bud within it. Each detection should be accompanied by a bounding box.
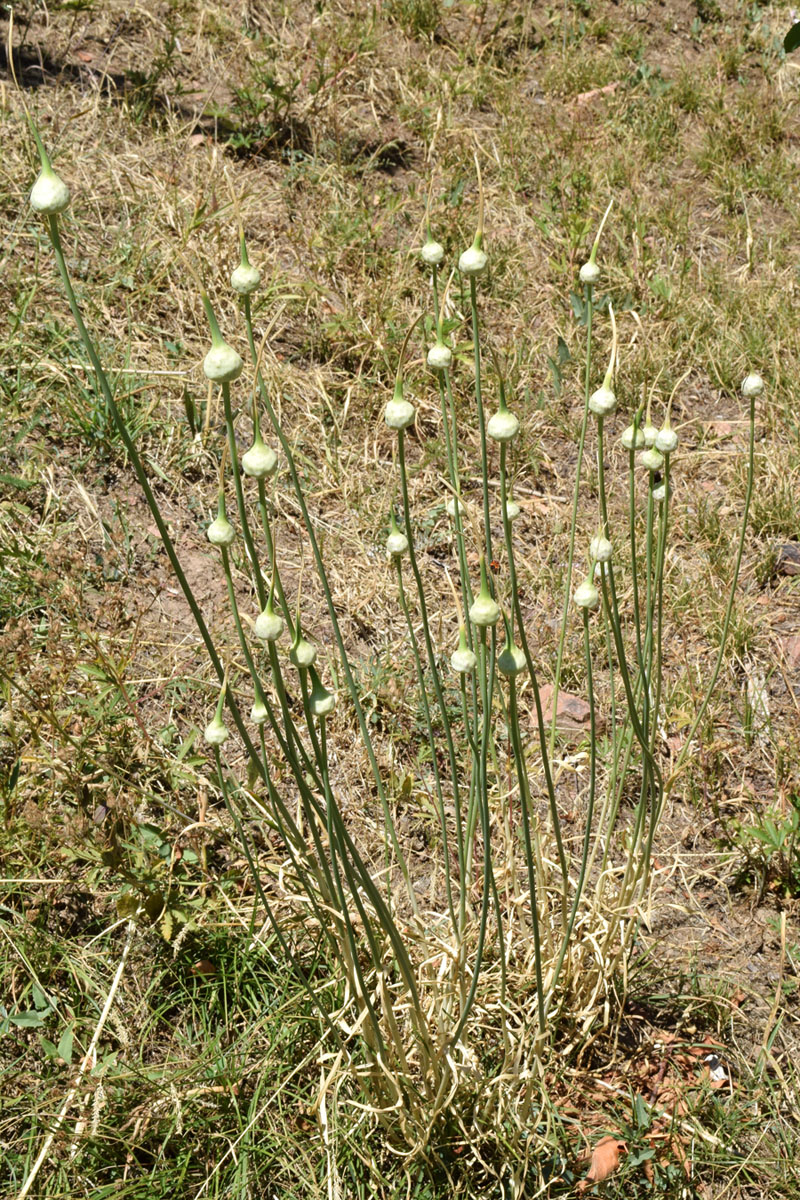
[204,341,243,383]
[450,626,477,674]
[386,512,408,558]
[590,534,612,563]
[427,341,452,372]
[639,447,664,472]
[458,241,488,276]
[30,164,71,215]
[421,238,444,265]
[242,436,278,478]
[204,715,229,745]
[290,629,317,668]
[308,666,336,717]
[255,601,283,641]
[250,696,269,724]
[384,377,415,430]
[469,560,500,627]
[621,424,645,450]
[642,421,658,447]
[498,638,525,677]
[589,384,616,417]
[207,511,235,546]
[487,395,520,442]
[574,579,600,610]
[741,373,764,398]
[231,233,261,294]
[655,424,678,454]
[579,260,600,285]
[231,263,261,294]
[201,296,243,383]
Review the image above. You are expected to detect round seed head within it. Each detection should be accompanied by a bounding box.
[458,244,488,276]
[254,606,284,641]
[589,385,617,417]
[504,500,521,522]
[741,373,764,398]
[207,514,236,546]
[427,341,452,372]
[487,408,520,442]
[30,167,70,215]
[231,262,261,295]
[421,239,444,266]
[639,447,665,472]
[204,716,229,746]
[574,579,600,610]
[446,496,465,518]
[621,424,645,450]
[384,397,416,430]
[242,438,278,478]
[590,534,613,563]
[579,260,600,285]
[652,481,670,503]
[250,697,269,725]
[203,341,243,383]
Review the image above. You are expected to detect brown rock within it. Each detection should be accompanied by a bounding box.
[776,544,800,576]
[537,684,591,731]
[781,634,800,669]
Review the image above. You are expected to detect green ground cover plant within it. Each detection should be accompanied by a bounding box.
[2,1,799,1197]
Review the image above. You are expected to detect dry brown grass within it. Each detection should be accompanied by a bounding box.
[2,0,800,1195]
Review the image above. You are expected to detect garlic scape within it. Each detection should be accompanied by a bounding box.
[573,578,600,611]
[497,614,526,677]
[308,665,336,718]
[204,682,229,746]
[207,491,236,547]
[201,294,243,383]
[421,236,445,266]
[579,197,613,287]
[242,398,278,479]
[487,387,520,443]
[458,158,488,277]
[289,621,318,669]
[28,125,70,216]
[588,303,618,417]
[386,510,409,559]
[231,232,261,295]
[469,557,500,628]
[450,625,477,674]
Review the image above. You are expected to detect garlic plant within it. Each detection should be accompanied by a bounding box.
[31,124,762,1188]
